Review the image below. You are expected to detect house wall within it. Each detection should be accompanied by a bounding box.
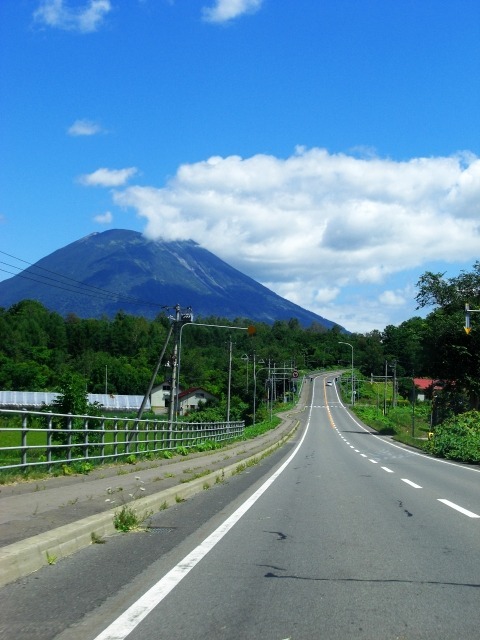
[150,383,173,414]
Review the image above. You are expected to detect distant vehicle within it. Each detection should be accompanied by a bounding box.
[326,381,333,386]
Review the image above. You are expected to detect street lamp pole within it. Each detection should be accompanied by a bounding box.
[338,341,354,405]
[177,322,252,422]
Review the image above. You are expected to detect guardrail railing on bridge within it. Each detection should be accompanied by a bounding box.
[0,409,245,472]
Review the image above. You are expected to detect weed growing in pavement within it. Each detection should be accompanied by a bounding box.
[180,469,212,483]
[111,477,152,533]
[176,446,189,456]
[91,531,105,544]
[175,495,185,503]
[46,551,57,565]
[113,504,142,532]
[71,461,94,475]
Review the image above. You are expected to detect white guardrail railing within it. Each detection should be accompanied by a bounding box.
[0,409,245,471]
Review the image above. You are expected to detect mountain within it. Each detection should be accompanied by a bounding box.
[0,229,343,329]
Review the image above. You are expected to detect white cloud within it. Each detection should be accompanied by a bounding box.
[34,0,112,33]
[112,147,480,332]
[79,167,137,187]
[378,290,407,307]
[68,119,103,136]
[202,0,263,23]
[93,210,113,224]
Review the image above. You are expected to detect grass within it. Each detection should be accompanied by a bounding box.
[113,504,143,532]
[340,379,432,447]
[180,469,212,483]
[0,403,286,484]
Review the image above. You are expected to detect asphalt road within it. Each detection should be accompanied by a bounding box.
[2,375,480,639]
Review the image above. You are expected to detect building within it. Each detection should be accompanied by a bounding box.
[0,391,150,412]
[150,382,217,415]
[150,381,182,414]
[177,387,216,414]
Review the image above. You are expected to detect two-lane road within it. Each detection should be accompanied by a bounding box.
[3,375,479,639]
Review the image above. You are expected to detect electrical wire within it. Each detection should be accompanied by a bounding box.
[0,250,166,311]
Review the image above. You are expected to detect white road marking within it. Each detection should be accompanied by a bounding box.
[401,478,422,489]
[331,397,480,474]
[360,454,367,458]
[381,467,394,473]
[369,459,378,464]
[92,368,320,639]
[437,499,480,518]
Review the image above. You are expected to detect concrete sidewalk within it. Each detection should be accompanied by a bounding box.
[0,388,308,588]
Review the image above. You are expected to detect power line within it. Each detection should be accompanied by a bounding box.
[0,250,165,311]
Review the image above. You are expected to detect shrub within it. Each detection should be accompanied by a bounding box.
[424,411,480,463]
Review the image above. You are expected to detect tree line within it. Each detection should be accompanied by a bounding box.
[1,261,479,425]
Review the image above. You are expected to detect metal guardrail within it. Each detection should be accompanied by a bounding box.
[0,409,245,471]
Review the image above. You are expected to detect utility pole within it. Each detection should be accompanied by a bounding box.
[168,305,193,430]
[391,359,397,408]
[227,338,233,423]
[137,323,174,420]
[137,304,192,425]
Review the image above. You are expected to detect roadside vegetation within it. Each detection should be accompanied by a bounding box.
[2,262,480,471]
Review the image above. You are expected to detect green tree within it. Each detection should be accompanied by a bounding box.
[415,263,480,409]
[47,372,103,459]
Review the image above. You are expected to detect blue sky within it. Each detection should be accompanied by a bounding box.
[1,0,479,333]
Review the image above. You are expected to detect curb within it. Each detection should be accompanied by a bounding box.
[0,418,300,588]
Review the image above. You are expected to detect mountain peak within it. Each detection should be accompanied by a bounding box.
[0,229,343,330]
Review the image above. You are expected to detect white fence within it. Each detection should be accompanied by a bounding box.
[0,409,245,471]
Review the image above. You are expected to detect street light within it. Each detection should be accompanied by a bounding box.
[338,341,354,405]
[177,322,251,422]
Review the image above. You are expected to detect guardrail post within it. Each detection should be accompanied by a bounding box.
[67,415,72,461]
[113,418,119,460]
[100,418,106,461]
[84,417,89,460]
[47,414,54,471]
[21,410,28,467]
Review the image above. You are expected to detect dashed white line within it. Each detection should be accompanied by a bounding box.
[360,454,367,458]
[437,499,480,518]
[381,467,394,473]
[369,459,378,464]
[401,478,422,489]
